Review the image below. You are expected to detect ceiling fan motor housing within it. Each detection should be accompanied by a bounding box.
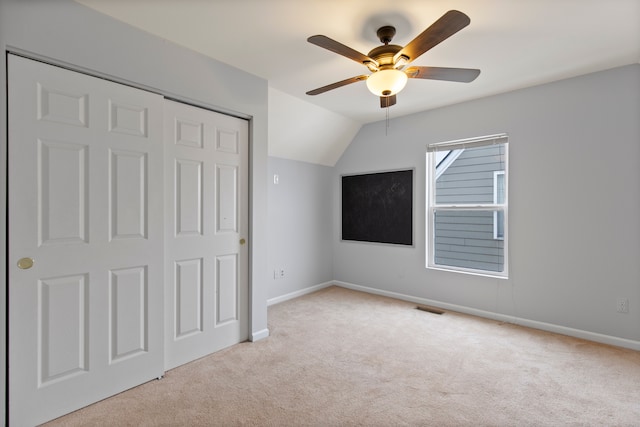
[368,44,403,68]
[366,40,407,97]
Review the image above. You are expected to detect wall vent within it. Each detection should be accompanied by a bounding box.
[416,305,444,315]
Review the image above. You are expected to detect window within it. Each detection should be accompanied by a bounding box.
[426,134,508,277]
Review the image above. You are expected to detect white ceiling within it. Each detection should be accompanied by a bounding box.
[75,0,640,165]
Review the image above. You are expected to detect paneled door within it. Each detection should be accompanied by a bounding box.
[164,100,248,370]
[8,55,165,426]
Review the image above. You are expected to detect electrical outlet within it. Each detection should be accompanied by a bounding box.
[273,268,285,280]
[616,298,629,313]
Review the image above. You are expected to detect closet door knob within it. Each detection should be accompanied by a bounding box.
[17,257,34,270]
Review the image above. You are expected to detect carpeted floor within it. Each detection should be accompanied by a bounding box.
[45,286,640,426]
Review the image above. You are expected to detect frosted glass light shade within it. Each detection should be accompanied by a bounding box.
[366,69,408,96]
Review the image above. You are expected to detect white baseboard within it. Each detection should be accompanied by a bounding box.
[267,281,334,306]
[251,328,270,342]
[333,281,640,351]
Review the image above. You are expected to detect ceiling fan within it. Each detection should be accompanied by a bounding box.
[306,10,480,108]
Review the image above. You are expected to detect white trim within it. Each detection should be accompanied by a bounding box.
[426,151,436,271]
[250,329,270,342]
[267,281,334,306]
[427,133,508,152]
[426,264,509,280]
[333,281,640,351]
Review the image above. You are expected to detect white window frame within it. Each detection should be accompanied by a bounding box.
[426,133,509,278]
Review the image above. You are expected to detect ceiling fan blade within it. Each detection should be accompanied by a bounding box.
[308,35,376,67]
[380,94,397,108]
[394,10,470,64]
[405,66,480,83]
[306,75,368,96]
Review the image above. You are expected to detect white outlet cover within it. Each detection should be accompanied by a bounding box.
[617,298,629,313]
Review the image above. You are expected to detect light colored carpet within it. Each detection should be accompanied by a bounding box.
[45,286,640,426]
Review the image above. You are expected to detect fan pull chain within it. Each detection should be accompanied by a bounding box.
[385,104,390,136]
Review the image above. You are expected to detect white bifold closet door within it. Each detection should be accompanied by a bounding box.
[8,55,165,426]
[163,100,249,370]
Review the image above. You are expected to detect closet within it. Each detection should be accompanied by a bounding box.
[8,55,248,426]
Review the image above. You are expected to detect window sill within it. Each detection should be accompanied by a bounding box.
[426,265,509,280]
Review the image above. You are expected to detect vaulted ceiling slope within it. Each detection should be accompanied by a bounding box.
[75,0,640,166]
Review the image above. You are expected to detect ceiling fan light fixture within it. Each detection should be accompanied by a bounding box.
[366,69,408,97]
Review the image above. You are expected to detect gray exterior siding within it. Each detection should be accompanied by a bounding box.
[434,145,506,272]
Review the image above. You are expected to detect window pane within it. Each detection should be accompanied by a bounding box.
[434,210,504,272]
[494,172,505,240]
[435,145,506,205]
[496,172,505,204]
[495,209,504,240]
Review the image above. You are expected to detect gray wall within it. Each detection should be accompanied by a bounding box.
[333,64,640,345]
[0,0,270,422]
[268,157,334,300]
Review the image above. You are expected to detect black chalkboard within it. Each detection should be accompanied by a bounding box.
[342,169,413,245]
